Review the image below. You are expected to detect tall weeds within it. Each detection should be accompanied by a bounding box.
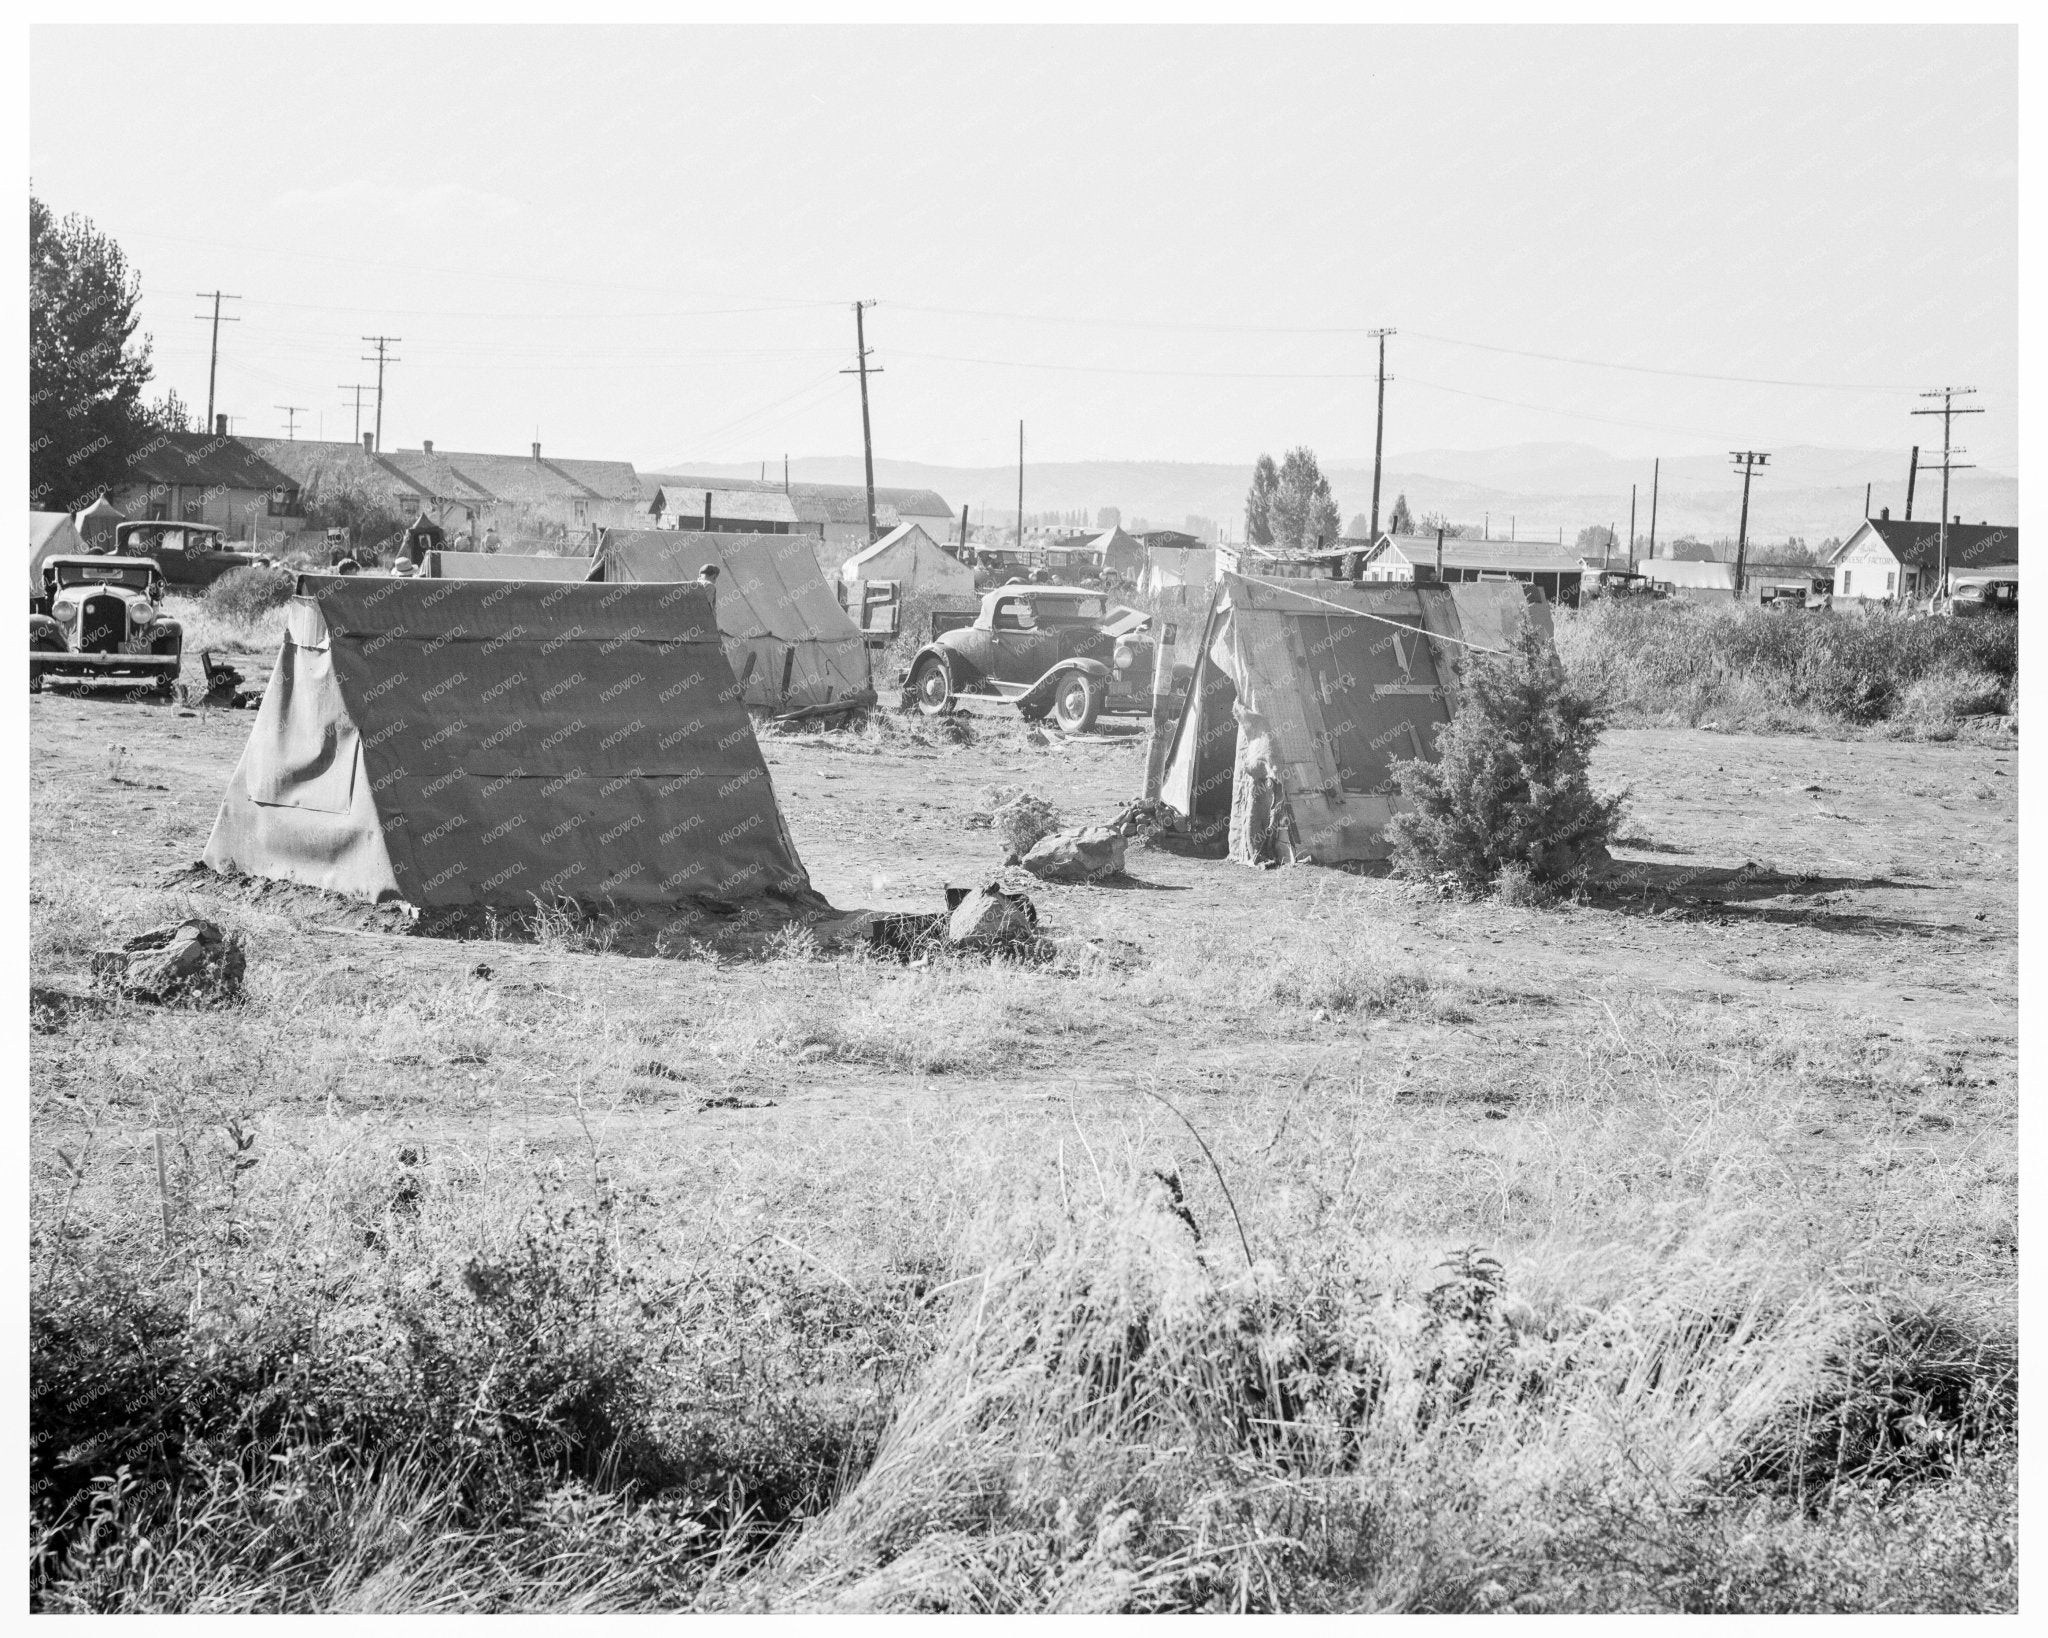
[1556,601,2016,737]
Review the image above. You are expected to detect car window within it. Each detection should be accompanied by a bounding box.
[993,598,1036,632]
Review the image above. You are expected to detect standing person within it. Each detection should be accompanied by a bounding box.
[481,523,502,555]
[402,501,446,568]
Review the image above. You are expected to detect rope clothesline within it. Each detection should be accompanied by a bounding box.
[1241,582,1509,654]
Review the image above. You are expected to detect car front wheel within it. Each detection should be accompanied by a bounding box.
[909,654,952,716]
[1053,672,1103,735]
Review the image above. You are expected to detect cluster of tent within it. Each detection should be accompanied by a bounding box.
[190,528,1551,915]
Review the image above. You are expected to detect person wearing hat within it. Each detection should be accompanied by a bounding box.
[697,563,720,602]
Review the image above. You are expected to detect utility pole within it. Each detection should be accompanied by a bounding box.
[1648,457,1660,560]
[1911,389,1981,594]
[1016,421,1026,559]
[1905,446,1919,520]
[339,383,372,445]
[1368,327,1395,538]
[840,301,883,542]
[1729,451,1770,596]
[360,336,402,452]
[275,404,308,440]
[193,291,242,432]
[1627,484,1638,572]
[1864,481,1872,518]
[959,502,970,549]
[783,453,789,494]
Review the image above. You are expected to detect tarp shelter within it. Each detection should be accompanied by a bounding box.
[1156,572,1550,866]
[425,549,599,581]
[1140,546,1217,595]
[202,577,814,909]
[30,512,86,596]
[840,523,975,598]
[596,529,873,715]
[74,496,126,554]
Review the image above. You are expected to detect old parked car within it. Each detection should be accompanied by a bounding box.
[906,583,1161,734]
[31,555,183,695]
[1934,575,2017,619]
[1582,568,1663,602]
[112,520,269,588]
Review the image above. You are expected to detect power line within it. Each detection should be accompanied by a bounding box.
[1911,387,1982,591]
[192,290,241,431]
[840,301,884,542]
[1730,451,1771,596]
[360,336,402,453]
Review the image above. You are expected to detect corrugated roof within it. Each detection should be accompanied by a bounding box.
[650,473,952,527]
[654,486,802,525]
[120,431,294,492]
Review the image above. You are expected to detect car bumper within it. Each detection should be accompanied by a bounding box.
[31,651,182,677]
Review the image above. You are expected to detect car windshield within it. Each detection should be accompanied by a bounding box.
[1034,596,1106,623]
[120,526,218,553]
[55,562,156,592]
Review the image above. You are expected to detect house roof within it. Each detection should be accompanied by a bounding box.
[542,457,644,501]
[423,449,603,507]
[1835,517,2019,572]
[1133,530,1204,550]
[1372,533,1590,574]
[240,437,433,505]
[379,449,500,506]
[119,430,295,492]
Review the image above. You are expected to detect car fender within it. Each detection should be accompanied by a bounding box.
[905,641,960,693]
[30,613,65,653]
[1019,656,1110,712]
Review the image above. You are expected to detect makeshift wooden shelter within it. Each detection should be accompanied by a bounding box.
[202,577,814,909]
[1154,572,1550,865]
[596,529,873,715]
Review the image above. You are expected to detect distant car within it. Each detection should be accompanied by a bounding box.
[1935,577,2017,619]
[1582,569,1663,602]
[112,520,269,588]
[905,582,1165,734]
[30,555,183,695]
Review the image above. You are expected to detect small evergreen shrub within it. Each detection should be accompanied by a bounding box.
[1386,626,1624,895]
[204,565,297,624]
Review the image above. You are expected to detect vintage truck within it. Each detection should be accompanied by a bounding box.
[111,520,270,588]
[904,582,1164,734]
[30,554,183,695]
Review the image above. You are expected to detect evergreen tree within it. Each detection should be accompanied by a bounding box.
[30,194,157,509]
[1385,625,1624,894]
[1388,494,1415,536]
[1244,453,1280,546]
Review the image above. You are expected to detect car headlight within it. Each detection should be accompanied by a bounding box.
[54,603,77,627]
[1113,642,1136,672]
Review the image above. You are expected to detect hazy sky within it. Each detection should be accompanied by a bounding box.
[30,25,2017,473]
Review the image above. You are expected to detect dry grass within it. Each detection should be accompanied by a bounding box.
[163,593,288,661]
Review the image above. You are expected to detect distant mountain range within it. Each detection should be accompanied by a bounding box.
[658,443,2018,547]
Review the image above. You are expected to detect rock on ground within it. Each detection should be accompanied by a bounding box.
[1020,826,1127,883]
[91,919,246,1003]
[947,884,1038,950]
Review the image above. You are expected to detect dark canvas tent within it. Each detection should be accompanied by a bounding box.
[30,511,86,595]
[425,549,598,582]
[1156,572,1549,866]
[597,529,873,714]
[203,577,814,909]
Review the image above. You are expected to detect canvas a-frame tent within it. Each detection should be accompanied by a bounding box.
[1156,572,1551,866]
[30,511,87,595]
[425,549,599,582]
[597,529,873,715]
[202,577,814,909]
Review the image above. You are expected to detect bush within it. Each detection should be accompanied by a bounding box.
[204,566,297,624]
[1386,626,1624,895]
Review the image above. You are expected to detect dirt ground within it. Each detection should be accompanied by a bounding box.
[29,686,2018,1172]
